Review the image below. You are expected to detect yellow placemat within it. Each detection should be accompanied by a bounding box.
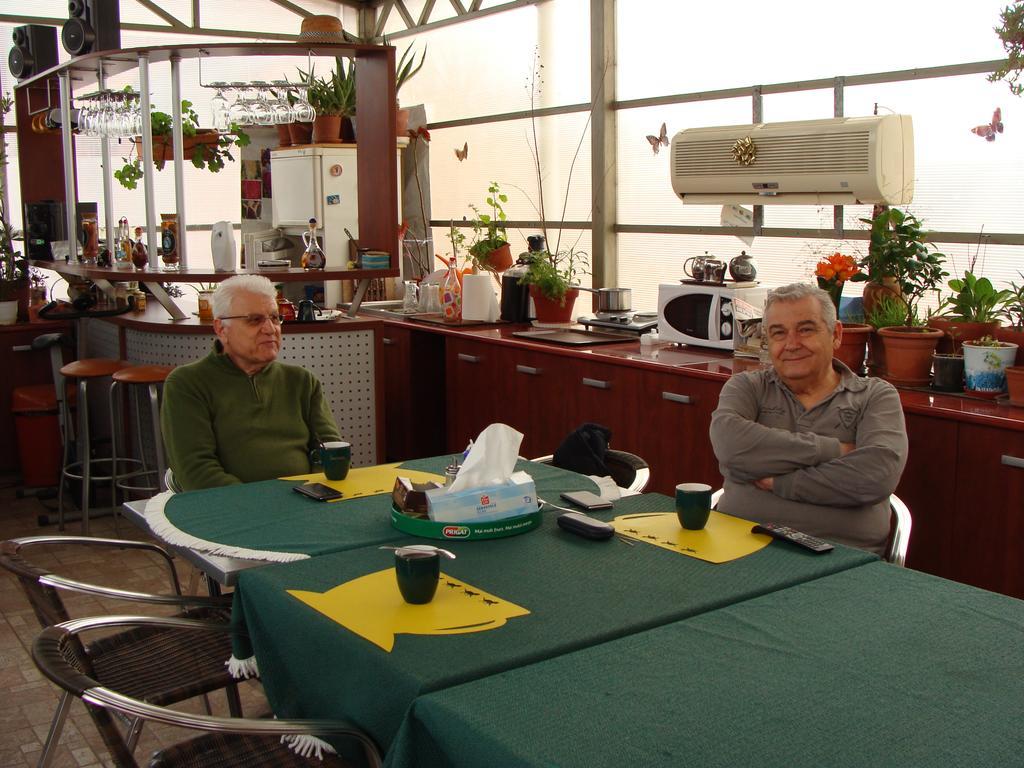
[283,463,445,502]
[289,570,530,652]
[612,511,771,564]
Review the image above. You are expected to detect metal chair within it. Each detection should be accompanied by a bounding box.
[32,615,383,768]
[0,536,242,768]
[531,449,651,493]
[710,488,912,566]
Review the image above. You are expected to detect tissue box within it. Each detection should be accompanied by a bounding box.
[426,471,536,524]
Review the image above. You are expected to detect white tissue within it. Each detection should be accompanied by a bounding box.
[461,273,500,321]
[447,423,524,493]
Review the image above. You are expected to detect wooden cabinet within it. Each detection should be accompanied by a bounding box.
[2,322,71,475]
[950,424,1024,597]
[504,347,572,458]
[445,337,509,452]
[378,326,446,462]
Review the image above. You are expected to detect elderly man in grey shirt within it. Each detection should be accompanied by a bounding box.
[710,282,907,554]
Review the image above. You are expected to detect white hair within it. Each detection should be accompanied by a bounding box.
[764,282,838,332]
[213,275,277,319]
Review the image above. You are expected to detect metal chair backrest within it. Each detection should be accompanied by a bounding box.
[32,615,383,768]
[531,450,651,494]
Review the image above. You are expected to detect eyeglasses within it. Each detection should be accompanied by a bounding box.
[217,313,284,327]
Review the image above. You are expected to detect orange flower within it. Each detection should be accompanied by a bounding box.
[815,252,859,285]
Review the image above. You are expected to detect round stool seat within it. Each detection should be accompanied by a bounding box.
[112,364,175,385]
[61,358,128,379]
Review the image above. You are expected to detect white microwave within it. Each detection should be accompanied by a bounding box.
[657,283,769,351]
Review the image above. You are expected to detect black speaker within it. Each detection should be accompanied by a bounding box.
[62,0,120,57]
[25,201,67,260]
[8,25,59,81]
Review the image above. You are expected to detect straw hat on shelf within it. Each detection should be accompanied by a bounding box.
[297,15,347,44]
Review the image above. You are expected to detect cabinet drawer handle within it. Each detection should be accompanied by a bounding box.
[661,391,693,405]
[381,337,395,346]
[11,345,32,352]
[1002,455,1024,470]
[582,377,611,390]
[457,353,482,364]
[516,365,541,376]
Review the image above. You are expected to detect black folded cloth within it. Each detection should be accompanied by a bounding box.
[552,423,612,477]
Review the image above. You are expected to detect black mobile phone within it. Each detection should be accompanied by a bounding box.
[560,491,613,511]
[293,483,344,502]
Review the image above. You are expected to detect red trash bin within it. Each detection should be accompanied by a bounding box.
[11,383,74,488]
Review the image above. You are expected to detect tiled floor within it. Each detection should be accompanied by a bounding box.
[0,476,268,768]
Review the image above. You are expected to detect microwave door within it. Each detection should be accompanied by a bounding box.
[664,293,714,339]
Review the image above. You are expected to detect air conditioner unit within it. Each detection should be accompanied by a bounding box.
[670,114,913,205]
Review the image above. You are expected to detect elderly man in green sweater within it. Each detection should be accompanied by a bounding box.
[161,275,341,491]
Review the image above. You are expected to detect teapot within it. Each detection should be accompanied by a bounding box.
[297,299,318,322]
[683,253,709,282]
[728,250,757,282]
[703,258,727,284]
[277,297,296,322]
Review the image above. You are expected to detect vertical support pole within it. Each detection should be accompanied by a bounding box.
[590,0,616,289]
[833,76,845,240]
[98,67,115,261]
[138,53,159,269]
[58,71,77,261]
[171,55,188,268]
[751,85,763,238]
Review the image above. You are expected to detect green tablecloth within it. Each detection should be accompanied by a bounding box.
[385,561,1024,768]
[159,458,598,558]
[232,492,875,752]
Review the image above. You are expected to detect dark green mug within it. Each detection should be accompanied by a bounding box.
[675,483,713,530]
[310,441,351,481]
[394,548,440,604]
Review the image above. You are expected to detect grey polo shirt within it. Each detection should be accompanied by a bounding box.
[709,362,908,555]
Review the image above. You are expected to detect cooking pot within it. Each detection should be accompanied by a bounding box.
[578,286,632,313]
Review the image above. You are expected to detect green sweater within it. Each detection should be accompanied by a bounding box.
[160,349,341,491]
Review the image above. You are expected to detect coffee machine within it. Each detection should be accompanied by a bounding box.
[25,201,66,260]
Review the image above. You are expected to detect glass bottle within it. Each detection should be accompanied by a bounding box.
[301,217,326,270]
[160,213,179,270]
[440,258,462,323]
[80,211,99,264]
[132,226,149,269]
[114,217,132,269]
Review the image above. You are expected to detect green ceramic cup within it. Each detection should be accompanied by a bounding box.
[310,441,351,481]
[394,549,440,604]
[675,483,713,530]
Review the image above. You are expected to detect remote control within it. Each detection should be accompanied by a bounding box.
[750,523,834,553]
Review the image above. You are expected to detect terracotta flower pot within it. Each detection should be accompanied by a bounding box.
[289,121,313,145]
[862,278,902,320]
[877,326,943,386]
[312,114,341,144]
[995,326,1024,366]
[927,317,1000,354]
[396,106,410,137]
[133,130,221,170]
[530,286,579,325]
[1006,366,1024,406]
[866,329,887,378]
[835,322,871,375]
[276,124,293,148]
[483,243,513,273]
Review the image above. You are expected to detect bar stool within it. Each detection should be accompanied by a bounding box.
[109,364,175,531]
[57,358,130,535]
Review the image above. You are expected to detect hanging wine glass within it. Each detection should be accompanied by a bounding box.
[209,82,230,132]
[292,84,315,123]
[250,81,274,126]
[228,82,253,127]
[270,80,293,124]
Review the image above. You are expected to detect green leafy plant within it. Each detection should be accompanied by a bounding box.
[999,273,1024,329]
[114,99,250,190]
[936,271,1011,322]
[964,335,1010,348]
[866,292,912,330]
[446,219,467,264]
[520,248,589,304]
[989,2,1024,95]
[299,58,356,118]
[394,41,426,95]
[852,207,947,326]
[467,181,509,269]
[0,89,24,302]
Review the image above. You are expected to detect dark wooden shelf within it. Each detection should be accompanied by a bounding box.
[32,260,398,283]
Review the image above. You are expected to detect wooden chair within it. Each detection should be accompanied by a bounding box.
[0,536,242,768]
[32,615,382,768]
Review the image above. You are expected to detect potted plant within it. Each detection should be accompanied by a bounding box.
[864,293,907,378]
[962,335,1019,397]
[930,271,1011,353]
[468,182,513,273]
[989,1,1024,95]
[851,207,946,320]
[300,58,356,144]
[815,251,869,374]
[996,273,1024,365]
[394,41,426,136]
[520,247,589,324]
[114,99,250,190]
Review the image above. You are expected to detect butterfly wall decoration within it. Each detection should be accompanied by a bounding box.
[971,108,1004,142]
[455,142,468,161]
[646,122,668,155]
